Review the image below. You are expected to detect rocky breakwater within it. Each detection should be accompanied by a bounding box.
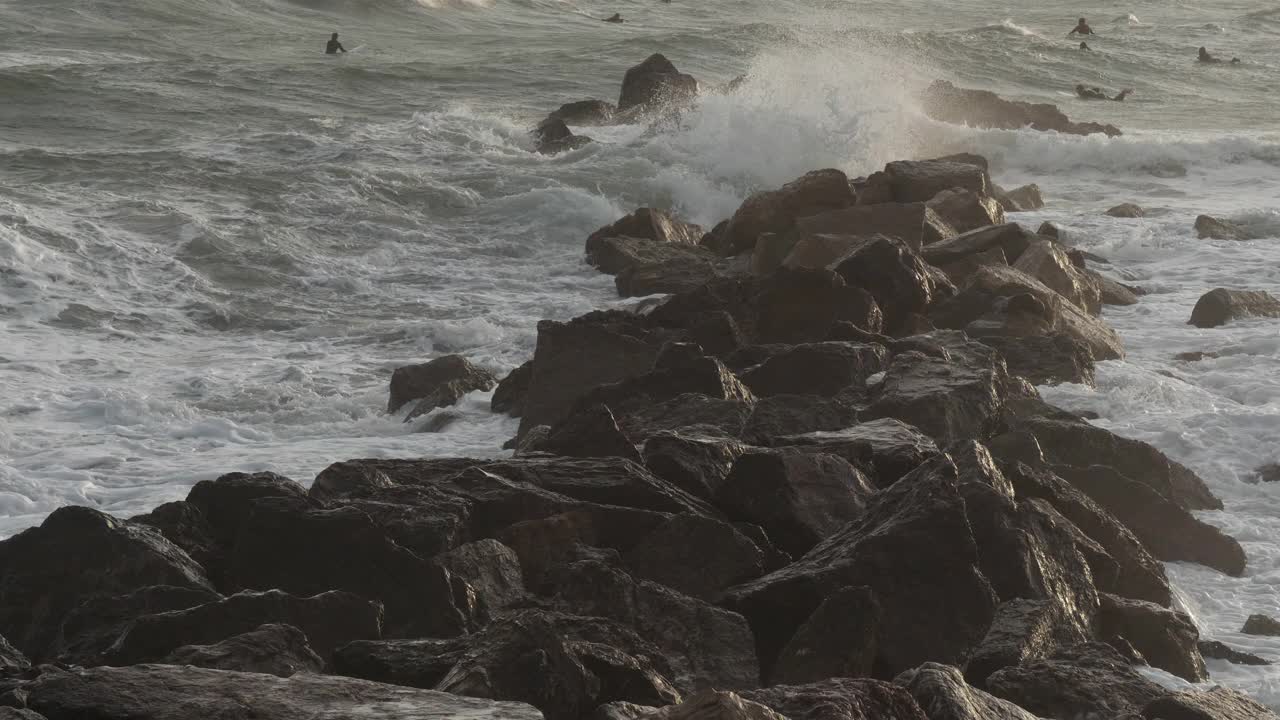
[0,152,1272,720]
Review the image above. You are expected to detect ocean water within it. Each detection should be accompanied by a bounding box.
[3,0,1279,702]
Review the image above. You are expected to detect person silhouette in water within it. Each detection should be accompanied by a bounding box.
[1079,41,1090,51]
[1070,17,1094,35]
[326,33,346,54]
[1198,47,1239,64]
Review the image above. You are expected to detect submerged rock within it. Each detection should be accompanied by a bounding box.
[1188,288,1280,328]
[1195,214,1250,241]
[1105,203,1145,218]
[922,80,1121,137]
[388,354,497,416]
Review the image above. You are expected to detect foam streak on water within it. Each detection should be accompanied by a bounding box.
[2,0,1280,704]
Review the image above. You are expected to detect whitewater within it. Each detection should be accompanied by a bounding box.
[2,0,1280,705]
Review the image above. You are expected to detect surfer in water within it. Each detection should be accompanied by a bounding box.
[326,33,346,54]
[1198,47,1239,64]
[603,13,624,22]
[1069,17,1094,35]
[1079,41,1090,51]
[1075,84,1132,101]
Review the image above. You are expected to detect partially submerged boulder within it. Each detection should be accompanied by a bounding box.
[387,355,497,416]
[1188,288,1280,328]
[922,80,1121,137]
[1011,240,1102,315]
[1143,687,1280,720]
[1106,203,1144,218]
[1195,214,1250,241]
[1097,593,1206,682]
[618,54,698,114]
[535,115,593,155]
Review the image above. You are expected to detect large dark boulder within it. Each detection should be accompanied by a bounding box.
[770,586,880,685]
[225,497,479,638]
[895,662,1040,720]
[0,635,29,675]
[775,418,942,488]
[618,54,698,114]
[51,585,221,666]
[723,457,998,678]
[623,514,765,601]
[492,360,533,416]
[865,336,1018,447]
[1243,614,1280,636]
[975,333,1095,387]
[1195,214,1251,241]
[721,170,855,256]
[162,623,324,678]
[535,115,592,154]
[388,355,497,415]
[587,207,704,260]
[716,450,876,556]
[518,311,670,438]
[964,599,1083,686]
[1011,239,1102,315]
[926,189,1005,234]
[437,610,680,720]
[929,264,1124,361]
[740,392,863,446]
[620,690,785,720]
[829,235,945,332]
[1052,462,1243,575]
[743,678,928,720]
[438,539,527,611]
[883,160,989,203]
[1143,687,1279,720]
[1198,640,1269,666]
[0,506,211,661]
[794,202,951,251]
[1188,288,1280,328]
[1013,414,1220,511]
[551,99,616,125]
[107,589,381,668]
[334,637,468,689]
[922,80,1122,137]
[1098,593,1206,682]
[985,643,1165,719]
[739,342,888,398]
[535,403,643,462]
[1001,460,1171,607]
[922,223,1035,266]
[648,268,881,345]
[549,560,759,691]
[133,471,312,587]
[642,430,746,500]
[20,664,544,720]
[589,235,718,277]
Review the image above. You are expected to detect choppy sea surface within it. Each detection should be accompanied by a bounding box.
[3,0,1279,702]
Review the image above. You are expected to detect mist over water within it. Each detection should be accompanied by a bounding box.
[3,0,1280,703]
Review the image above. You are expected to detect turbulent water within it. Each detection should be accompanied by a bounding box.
[3,0,1280,702]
